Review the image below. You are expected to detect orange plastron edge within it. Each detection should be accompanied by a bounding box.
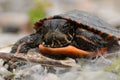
[39,45,107,58]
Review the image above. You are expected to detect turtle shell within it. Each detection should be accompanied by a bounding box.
[34,10,120,41]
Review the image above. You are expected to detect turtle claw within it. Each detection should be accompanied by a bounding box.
[3,60,9,66]
[3,59,21,72]
[3,59,15,71]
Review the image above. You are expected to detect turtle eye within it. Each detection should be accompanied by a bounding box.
[62,23,69,30]
[61,23,73,33]
[63,23,69,29]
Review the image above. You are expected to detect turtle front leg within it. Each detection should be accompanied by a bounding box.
[4,33,42,71]
[11,33,42,53]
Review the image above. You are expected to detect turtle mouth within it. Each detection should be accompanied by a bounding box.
[41,32,74,48]
[41,40,71,48]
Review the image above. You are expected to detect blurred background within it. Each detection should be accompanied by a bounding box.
[0,1,120,80]
[0,0,120,51]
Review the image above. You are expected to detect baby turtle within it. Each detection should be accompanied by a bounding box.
[11,10,120,59]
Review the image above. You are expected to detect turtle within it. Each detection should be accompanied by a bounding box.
[10,10,120,59]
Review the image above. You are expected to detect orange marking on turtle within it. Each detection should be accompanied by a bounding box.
[39,45,91,58]
[39,45,107,58]
[93,48,107,56]
[76,35,95,44]
[87,26,93,30]
[63,18,72,22]
[33,26,39,29]
[76,22,81,25]
[112,36,120,41]
[106,34,112,40]
[34,21,43,30]
[98,31,104,35]
[47,17,52,20]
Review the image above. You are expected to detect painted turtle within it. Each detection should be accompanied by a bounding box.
[10,10,120,59]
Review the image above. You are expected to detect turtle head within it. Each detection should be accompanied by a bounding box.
[37,19,75,48]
